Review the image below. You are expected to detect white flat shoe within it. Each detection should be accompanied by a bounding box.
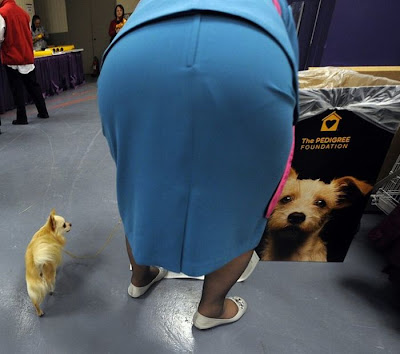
[128,267,167,298]
[193,296,247,330]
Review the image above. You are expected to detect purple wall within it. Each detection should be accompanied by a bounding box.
[320,0,400,66]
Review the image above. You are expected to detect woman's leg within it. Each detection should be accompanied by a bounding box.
[125,237,160,287]
[198,250,253,319]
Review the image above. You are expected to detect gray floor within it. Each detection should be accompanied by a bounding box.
[0,82,399,354]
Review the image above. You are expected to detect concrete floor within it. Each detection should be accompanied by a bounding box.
[0,82,399,354]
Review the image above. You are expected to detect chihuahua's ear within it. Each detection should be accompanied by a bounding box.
[48,209,57,231]
[289,168,298,180]
[49,215,57,231]
[331,176,373,209]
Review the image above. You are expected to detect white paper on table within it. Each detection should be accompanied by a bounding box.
[129,251,260,283]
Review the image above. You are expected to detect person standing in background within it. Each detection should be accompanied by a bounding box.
[0,0,49,125]
[31,15,49,51]
[109,4,126,42]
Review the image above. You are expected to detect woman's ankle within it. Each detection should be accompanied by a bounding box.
[131,266,159,287]
[198,298,239,319]
[198,302,224,318]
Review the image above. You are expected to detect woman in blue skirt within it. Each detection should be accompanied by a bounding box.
[98,0,298,329]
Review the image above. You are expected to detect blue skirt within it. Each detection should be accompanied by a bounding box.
[98,13,296,276]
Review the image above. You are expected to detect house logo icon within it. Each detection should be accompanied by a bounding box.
[321,112,342,132]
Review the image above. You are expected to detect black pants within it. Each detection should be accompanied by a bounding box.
[5,66,48,122]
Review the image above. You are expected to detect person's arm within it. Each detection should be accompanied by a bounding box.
[279,0,299,123]
[43,27,49,40]
[109,20,116,38]
[280,1,299,66]
[32,30,40,43]
[0,14,5,47]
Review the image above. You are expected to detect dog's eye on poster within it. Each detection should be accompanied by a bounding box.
[256,107,394,263]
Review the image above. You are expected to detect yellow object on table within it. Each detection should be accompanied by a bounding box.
[52,45,75,53]
[34,49,53,58]
[34,45,76,58]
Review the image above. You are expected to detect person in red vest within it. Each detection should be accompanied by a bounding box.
[0,0,49,125]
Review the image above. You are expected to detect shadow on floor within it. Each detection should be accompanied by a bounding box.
[339,276,400,332]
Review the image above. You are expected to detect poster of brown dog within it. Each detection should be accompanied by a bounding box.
[258,169,372,262]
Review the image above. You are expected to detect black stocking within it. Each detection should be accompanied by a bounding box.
[198,250,253,318]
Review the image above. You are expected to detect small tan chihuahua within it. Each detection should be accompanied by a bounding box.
[25,209,71,316]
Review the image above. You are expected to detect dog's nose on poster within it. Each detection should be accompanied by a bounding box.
[288,212,306,224]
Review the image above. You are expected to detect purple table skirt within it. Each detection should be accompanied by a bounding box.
[0,52,85,114]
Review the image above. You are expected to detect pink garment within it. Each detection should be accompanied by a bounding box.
[264,0,287,218]
[265,126,295,218]
[272,0,282,16]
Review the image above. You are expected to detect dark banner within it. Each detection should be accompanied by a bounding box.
[257,109,394,262]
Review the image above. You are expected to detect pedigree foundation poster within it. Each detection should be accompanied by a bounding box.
[257,109,394,262]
